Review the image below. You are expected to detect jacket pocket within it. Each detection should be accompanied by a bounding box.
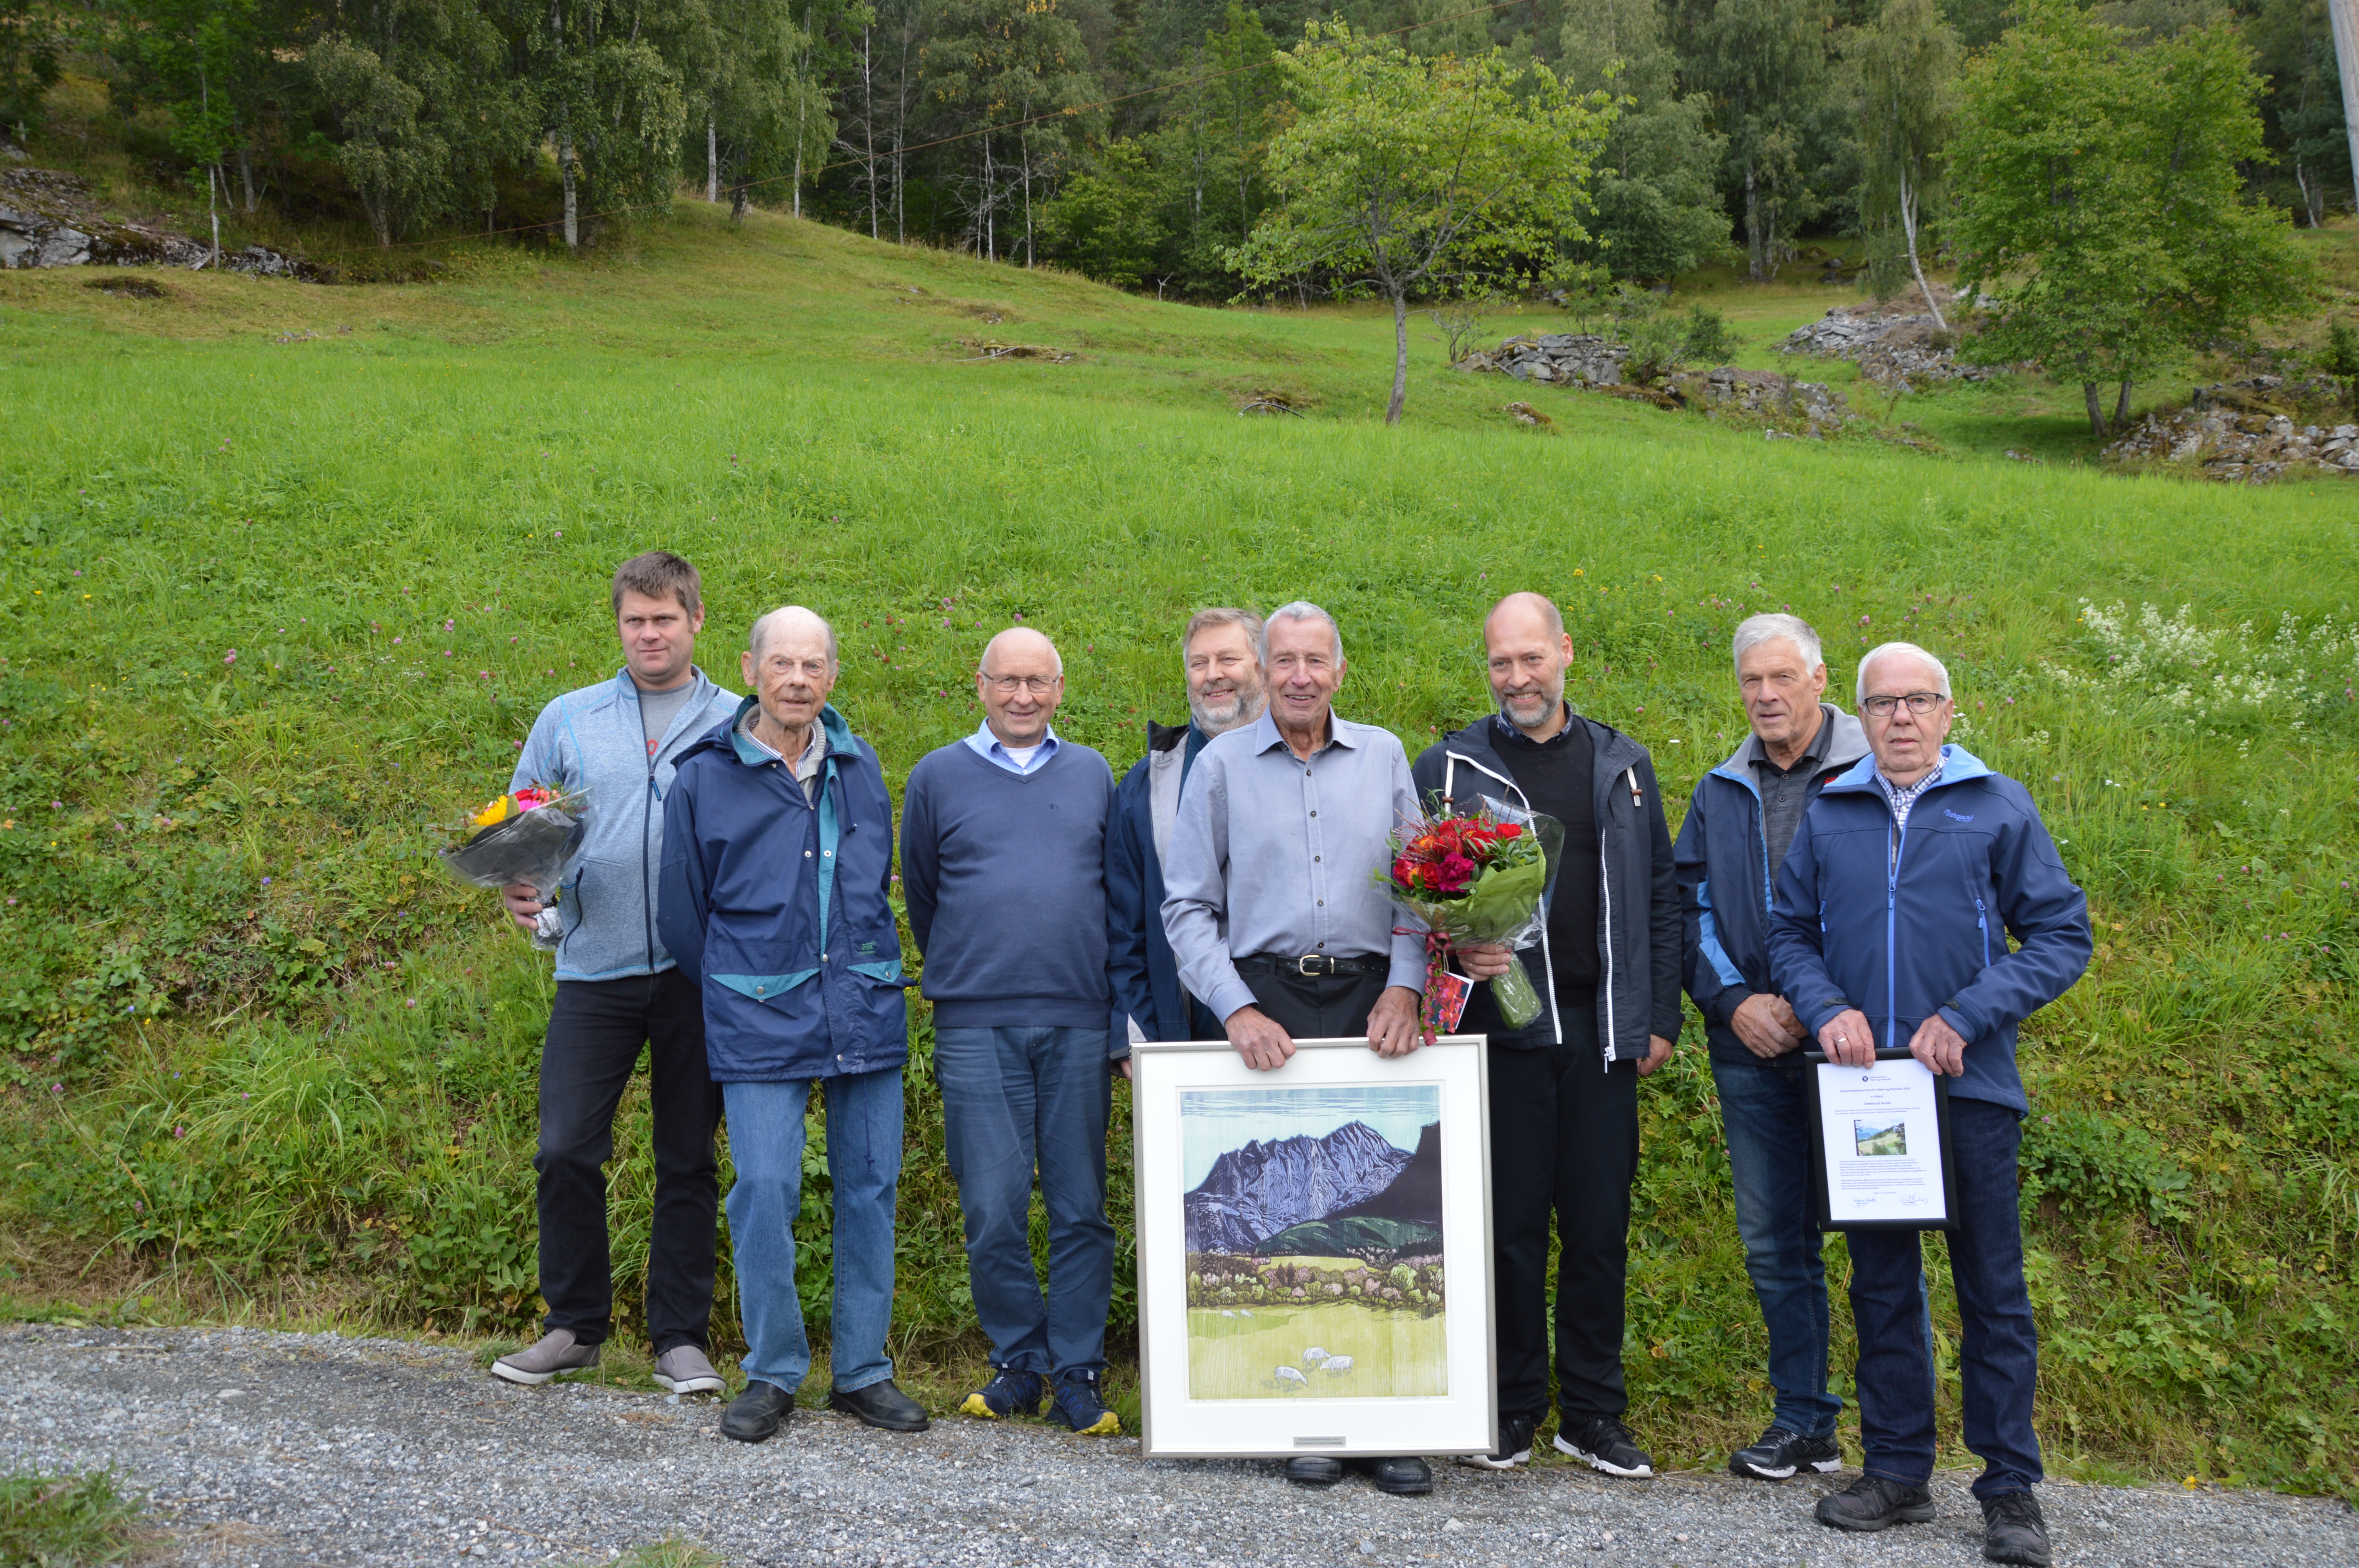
[711,970,820,1004]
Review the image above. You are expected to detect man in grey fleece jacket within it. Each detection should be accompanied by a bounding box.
[491,552,741,1394]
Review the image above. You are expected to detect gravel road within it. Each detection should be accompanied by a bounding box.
[2,1324,2349,1568]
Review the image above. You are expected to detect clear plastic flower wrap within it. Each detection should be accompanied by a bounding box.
[1372,795,1564,1041]
[435,785,591,946]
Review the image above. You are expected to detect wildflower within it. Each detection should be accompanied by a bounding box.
[261,877,271,886]
[49,1083,61,1094]
[173,1125,185,1138]
[224,650,238,664]
[406,998,418,1008]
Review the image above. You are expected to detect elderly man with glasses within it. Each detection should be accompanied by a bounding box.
[901,627,1125,1437]
[1768,641,2091,1568]
[1161,599,1432,1496]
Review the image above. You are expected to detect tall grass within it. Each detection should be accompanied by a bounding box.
[0,209,2352,1495]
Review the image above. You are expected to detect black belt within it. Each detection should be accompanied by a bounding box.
[1236,952,1388,978]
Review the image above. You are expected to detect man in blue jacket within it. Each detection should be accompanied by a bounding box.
[1107,607,1267,1050]
[1673,613,1876,1483]
[493,552,740,1395]
[657,606,927,1444]
[1769,641,2090,1568]
[902,627,1125,1437]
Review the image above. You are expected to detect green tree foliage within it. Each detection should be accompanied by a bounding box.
[687,0,830,220]
[0,0,63,145]
[1042,137,1166,287]
[1558,0,1730,281]
[1950,0,2314,437]
[1675,0,1837,280]
[926,0,1100,265]
[1228,23,1610,424]
[1844,0,1959,323]
[2248,0,2353,227]
[528,0,695,251]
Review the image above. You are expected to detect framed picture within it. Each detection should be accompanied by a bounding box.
[1803,1047,1962,1232]
[1129,1035,1497,1460]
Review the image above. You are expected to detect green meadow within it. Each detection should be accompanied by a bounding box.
[1188,1305,1447,1401]
[0,202,2354,1494]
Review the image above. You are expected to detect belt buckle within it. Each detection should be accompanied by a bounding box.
[1294,954,1328,977]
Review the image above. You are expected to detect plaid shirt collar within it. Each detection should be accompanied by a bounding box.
[1876,762,1944,832]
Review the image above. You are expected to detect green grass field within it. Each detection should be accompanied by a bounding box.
[1188,1304,1447,1400]
[0,200,2355,1494]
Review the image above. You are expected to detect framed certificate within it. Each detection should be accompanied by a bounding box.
[1128,1035,1497,1459]
[1803,1047,1961,1232]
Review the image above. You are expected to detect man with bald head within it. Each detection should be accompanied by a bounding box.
[1769,641,2089,1565]
[1411,591,1682,1480]
[901,627,1125,1437]
[659,605,928,1444]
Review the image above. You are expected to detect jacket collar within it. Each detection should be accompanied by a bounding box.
[1449,708,1644,776]
[705,696,860,770]
[1147,719,1190,754]
[1710,704,1872,789]
[1821,742,1993,797]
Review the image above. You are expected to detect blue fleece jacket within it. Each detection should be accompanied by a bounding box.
[900,739,1118,1042]
[511,667,740,982]
[656,700,909,1083]
[1766,744,2092,1114]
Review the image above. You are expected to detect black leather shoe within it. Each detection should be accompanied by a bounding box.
[829,1379,930,1432]
[720,1379,796,1444]
[1283,1456,1343,1486]
[1814,1474,1936,1532]
[1981,1490,2052,1566]
[1351,1456,1432,1496]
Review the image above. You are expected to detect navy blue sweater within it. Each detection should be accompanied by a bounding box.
[900,741,1117,1037]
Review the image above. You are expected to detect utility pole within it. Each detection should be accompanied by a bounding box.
[2332,0,2359,218]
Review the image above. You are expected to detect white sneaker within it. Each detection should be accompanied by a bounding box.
[652,1345,723,1395]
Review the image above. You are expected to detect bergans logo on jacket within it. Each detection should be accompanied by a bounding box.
[655,700,911,1084]
[1765,744,2092,1115]
[1409,712,1683,1068]
[511,668,741,983]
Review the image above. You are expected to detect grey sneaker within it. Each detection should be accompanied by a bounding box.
[492,1329,600,1386]
[652,1345,723,1395]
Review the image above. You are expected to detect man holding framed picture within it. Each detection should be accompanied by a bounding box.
[1161,599,1432,1495]
[1768,641,2090,1568]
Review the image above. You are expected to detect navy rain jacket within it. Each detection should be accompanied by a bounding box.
[1673,706,1870,1066]
[1107,720,1209,1047]
[1766,744,2092,1115]
[656,699,911,1083]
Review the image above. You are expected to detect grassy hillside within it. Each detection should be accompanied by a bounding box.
[0,202,2354,1494]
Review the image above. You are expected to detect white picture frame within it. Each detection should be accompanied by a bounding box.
[1129,1035,1497,1459]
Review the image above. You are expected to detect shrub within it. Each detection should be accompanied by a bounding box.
[2022,1109,2194,1225]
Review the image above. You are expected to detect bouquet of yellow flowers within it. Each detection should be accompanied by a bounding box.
[436,784,591,941]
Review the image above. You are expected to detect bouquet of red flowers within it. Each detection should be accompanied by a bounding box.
[1374,799,1561,1041]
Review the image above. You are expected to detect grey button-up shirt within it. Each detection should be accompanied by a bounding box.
[1160,706,1427,1024]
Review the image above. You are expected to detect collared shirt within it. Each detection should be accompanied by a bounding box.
[963,720,1063,776]
[1876,762,1945,869]
[738,707,828,802]
[1161,706,1427,1024]
[1748,703,1838,873]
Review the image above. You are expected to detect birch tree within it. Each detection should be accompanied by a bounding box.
[1846,0,1958,325]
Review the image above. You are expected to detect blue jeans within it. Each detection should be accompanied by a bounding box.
[935,1025,1115,1377]
[721,1068,903,1394]
[1713,1056,1844,1440]
[1848,1096,2043,1499]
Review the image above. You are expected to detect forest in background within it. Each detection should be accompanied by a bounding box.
[0,0,2350,299]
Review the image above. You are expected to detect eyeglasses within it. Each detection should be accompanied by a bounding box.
[1861,691,1948,717]
[983,675,1058,696]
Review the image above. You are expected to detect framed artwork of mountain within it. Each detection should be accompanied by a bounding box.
[1129,1035,1496,1459]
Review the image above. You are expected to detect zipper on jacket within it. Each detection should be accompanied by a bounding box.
[1885,816,1906,1052]
[1598,840,1617,1073]
[1977,897,1989,968]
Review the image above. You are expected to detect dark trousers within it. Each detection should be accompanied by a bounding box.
[1238,963,1387,1038]
[1848,1097,2043,1500]
[536,970,723,1354]
[1490,1011,1639,1425]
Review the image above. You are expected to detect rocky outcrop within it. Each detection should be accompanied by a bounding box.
[1780,306,2004,387]
[2104,408,2359,483]
[1670,367,1849,430]
[1184,1121,1412,1255]
[0,167,312,277]
[1459,333,1630,387]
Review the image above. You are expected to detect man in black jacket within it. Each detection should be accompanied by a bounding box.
[1411,592,1682,1479]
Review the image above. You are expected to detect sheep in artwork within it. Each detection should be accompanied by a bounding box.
[1275,1366,1309,1389]
[1302,1347,1330,1366]
[1322,1356,1355,1375]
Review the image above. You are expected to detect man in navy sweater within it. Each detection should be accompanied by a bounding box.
[901,627,1124,1437]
